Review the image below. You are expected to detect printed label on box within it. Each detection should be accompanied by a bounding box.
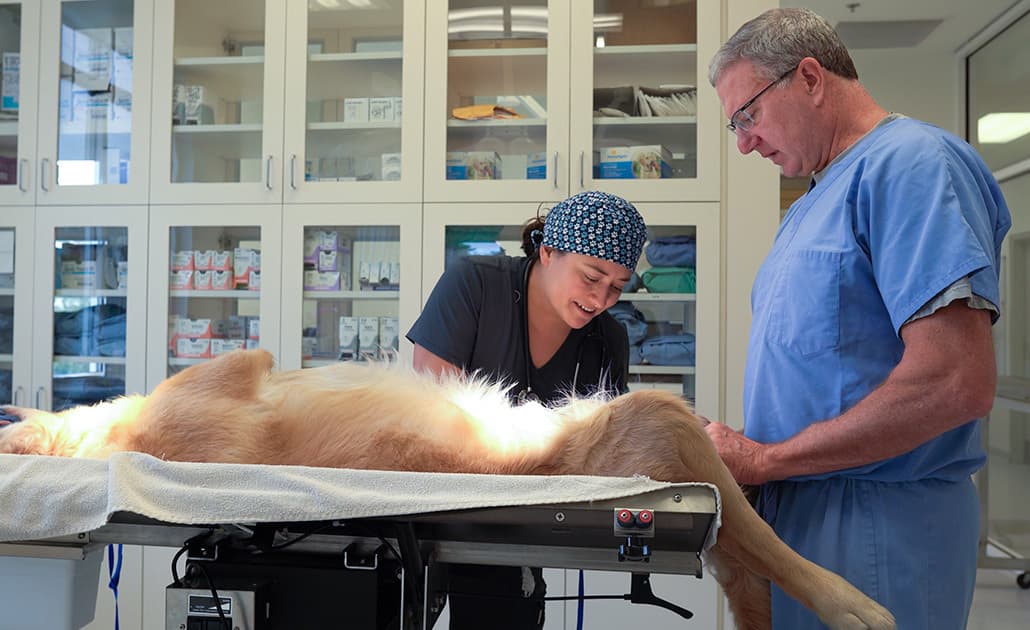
[175,337,212,359]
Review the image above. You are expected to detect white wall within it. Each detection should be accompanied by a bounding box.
[850,49,959,133]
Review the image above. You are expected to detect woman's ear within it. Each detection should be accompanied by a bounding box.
[538,245,554,267]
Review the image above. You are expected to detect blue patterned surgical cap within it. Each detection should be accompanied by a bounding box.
[542,191,647,271]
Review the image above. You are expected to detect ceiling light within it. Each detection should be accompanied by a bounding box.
[977,112,1030,144]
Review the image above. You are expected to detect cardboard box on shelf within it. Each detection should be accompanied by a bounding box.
[1,52,19,112]
[526,152,546,179]
[446,152,502,180]
[343,98,369,123]
[598,145,673,179]
[338,316,359,359]
[358,316,380,359]
[368,97,394,122]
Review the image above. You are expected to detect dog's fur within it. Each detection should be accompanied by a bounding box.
[0,350,895,630]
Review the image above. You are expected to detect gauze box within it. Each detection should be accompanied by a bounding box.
[338,316,359,359]
[358,316,380,359]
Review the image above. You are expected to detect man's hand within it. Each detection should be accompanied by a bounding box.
[704,422,773,485]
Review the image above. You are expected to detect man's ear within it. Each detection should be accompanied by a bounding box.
[797,56,825,102]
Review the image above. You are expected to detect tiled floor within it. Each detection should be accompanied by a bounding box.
[969,446,1030,628]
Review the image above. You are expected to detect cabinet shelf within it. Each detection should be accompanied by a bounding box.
[0,353,11,362]
[303,290,400,300]
[175,56,264,67]
[308,121,401,131]
[594,44,697,56]
[594,116,696,127]
[310,52,402,62]
[620,292,696,302]
[0,121,16,136]
[629,365,695,375]
[169,290,259,299]
[448,47,547,58]
[168,357,208,367]
[447,118,546,128]
[53,355,127,365]
[173,124,263,134]
[0,288,14,296]
[55,289,128,298]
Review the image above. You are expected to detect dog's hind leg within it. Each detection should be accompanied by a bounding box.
[559,391,896,630]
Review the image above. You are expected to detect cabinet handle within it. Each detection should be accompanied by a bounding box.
[265,155,273,190]
[579,151,585,190]
[35,386,46,410]
[14,386,24,406]
[290,154,297,190]
[552,151,559,189]
[40,158,50,192]
[18,159,28,192]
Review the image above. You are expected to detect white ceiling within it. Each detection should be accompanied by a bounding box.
[781,0,1019,53]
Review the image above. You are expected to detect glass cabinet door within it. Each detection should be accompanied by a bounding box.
[301,226,401,366]
[150,0,285,204]
[282,0,424,203]
[164,225,263,376]
[49,226,128,410]
[281,205,422,370]
[0,210,32,406]
[570,0,720,202]
[147,206,282,387]
[622,203,718,414]
[0,1,40,204]
[37,0,153,204]
[424,1,570,202]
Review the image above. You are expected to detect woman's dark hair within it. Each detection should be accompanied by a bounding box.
[521,216,546,257]
[521,201,551,256]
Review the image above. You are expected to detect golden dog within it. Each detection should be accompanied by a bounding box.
[0,349,894,630]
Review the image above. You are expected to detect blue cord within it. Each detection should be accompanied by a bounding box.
[107,544,123,630]
[576,569,585,630]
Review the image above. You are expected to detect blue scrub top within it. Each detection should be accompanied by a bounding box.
[743,117,1011,483]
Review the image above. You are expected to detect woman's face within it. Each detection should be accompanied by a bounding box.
[539,248,632,329]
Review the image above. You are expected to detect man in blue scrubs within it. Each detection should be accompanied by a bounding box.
[704,8,1011,630]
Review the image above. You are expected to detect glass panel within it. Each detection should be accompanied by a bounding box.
[0,4,21,187]
[592,0,698,180]
[171,0,266,183]
[446,1,549,181]
[301,225,400,366]
[57,0,134,186]
[967,9,1030,172]
[167,226,261,375]
[0,227,14,404]
[987,172,1030,560]
[304,2,404,183]
[621,223,696,398]
[442,221,697,398]
[52,226,128,411]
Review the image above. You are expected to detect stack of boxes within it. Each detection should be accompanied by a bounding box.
[303,230,351,291]
[169,315,258,360]
[338,315,398,361]
[169,248,241,291]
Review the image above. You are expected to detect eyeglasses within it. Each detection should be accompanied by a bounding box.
[726,65,799,135]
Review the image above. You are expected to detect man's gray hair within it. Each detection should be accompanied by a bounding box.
[708,8,858,86]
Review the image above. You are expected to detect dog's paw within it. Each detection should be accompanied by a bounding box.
[0,407,24,427]
[814,577,896,630]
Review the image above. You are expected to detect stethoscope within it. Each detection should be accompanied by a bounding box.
[515,257,605,405]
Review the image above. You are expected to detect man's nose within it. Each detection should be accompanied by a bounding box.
[736,130,758,154]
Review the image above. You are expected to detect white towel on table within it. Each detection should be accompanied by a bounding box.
[1,452,720,548]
